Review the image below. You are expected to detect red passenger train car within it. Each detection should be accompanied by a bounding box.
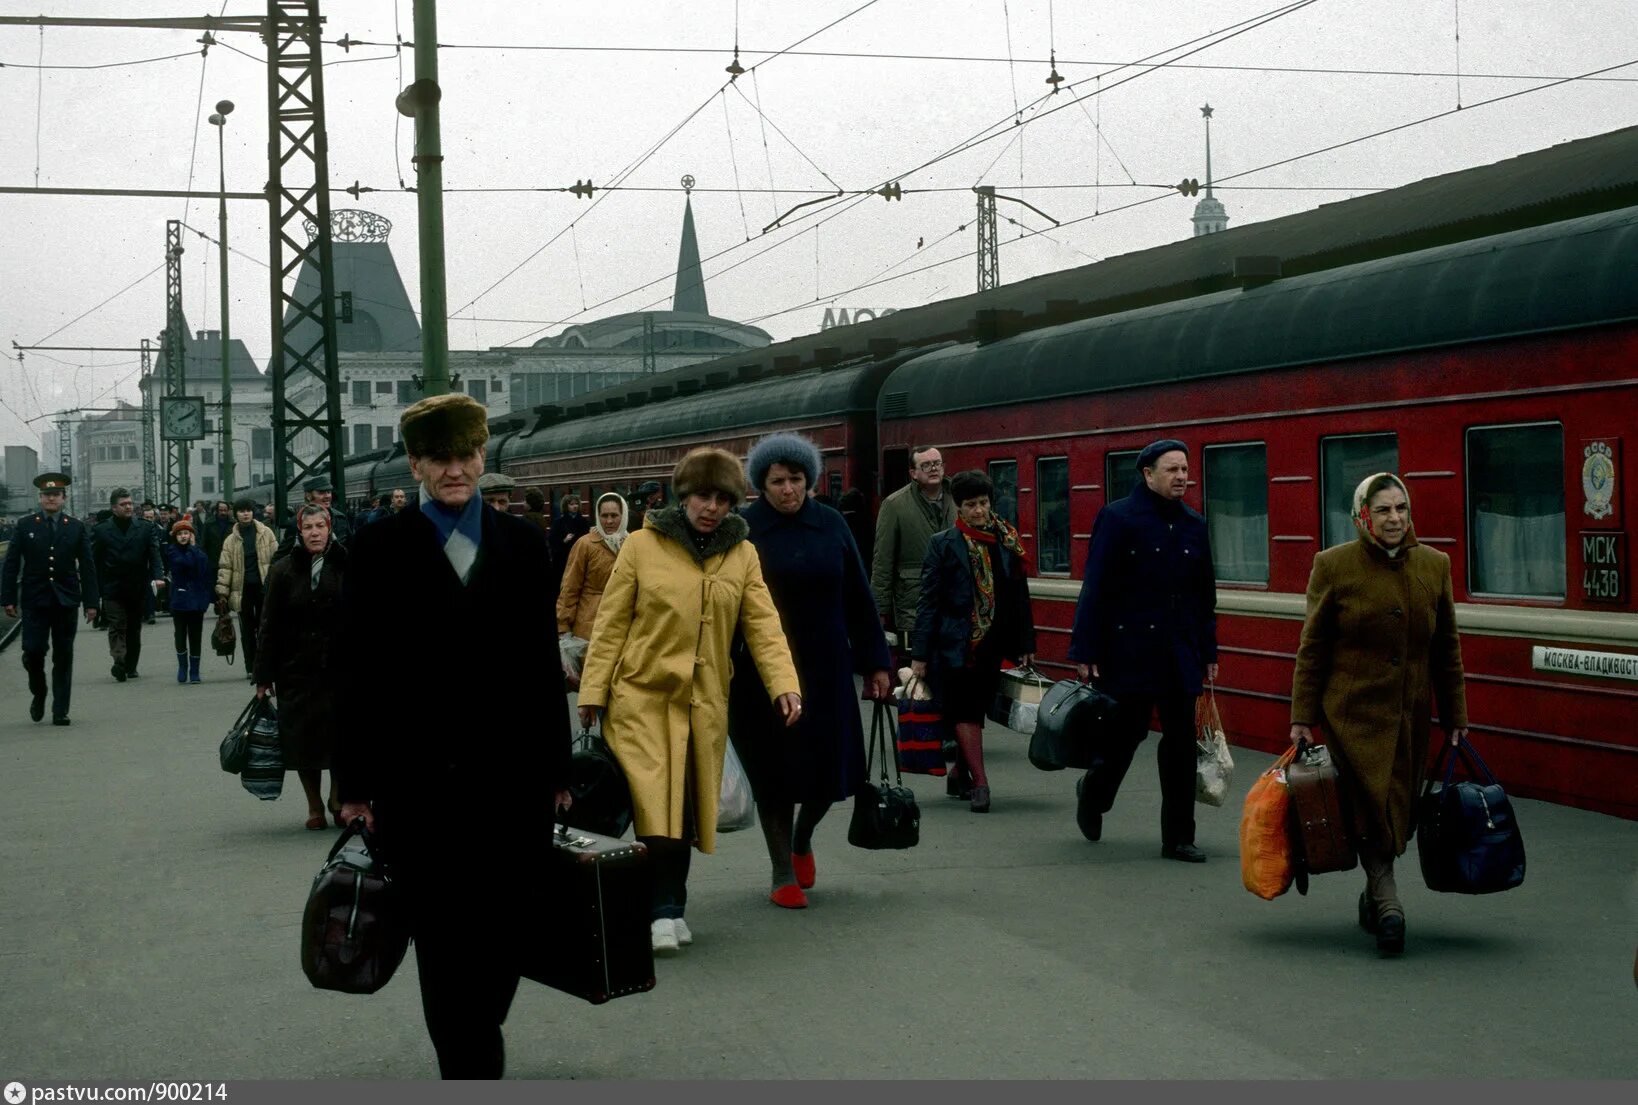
[876,207,1638,818]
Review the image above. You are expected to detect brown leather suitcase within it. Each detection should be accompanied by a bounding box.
[520,825,655,1005]
[1285,740,1357,885]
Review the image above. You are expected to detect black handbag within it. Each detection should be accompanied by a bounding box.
[849,703,921,850]
[218,696,262,774]
[301,818,411,994]
[1416,735,1525,895]
[1028,680,1118,771]
[240,701,284,801]
[564,726,634,838]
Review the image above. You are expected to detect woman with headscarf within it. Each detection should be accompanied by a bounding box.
[577,448,801,954]
[557,491,629,644]
[1289,472,1468,955]
[254,504,349,830]
[911,469,1036,813]
[729,434,893,909]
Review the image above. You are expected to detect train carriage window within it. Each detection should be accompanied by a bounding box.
[1105,450,1140,502]
[988,460,1019,527]
[1204,443,1269,583]
[827,470,842,503]
[1467,423,1565,598]
[1322,433,1399,548]
[1037,457,1070,575]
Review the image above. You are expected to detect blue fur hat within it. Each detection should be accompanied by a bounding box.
[746,432,822,491]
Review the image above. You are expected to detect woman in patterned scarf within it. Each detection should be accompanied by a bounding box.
[911,470,1036,812]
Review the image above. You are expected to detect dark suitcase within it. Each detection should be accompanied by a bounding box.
[1285,739,1356,892]
[521,825,656,1005]
[1028,680,1118,771]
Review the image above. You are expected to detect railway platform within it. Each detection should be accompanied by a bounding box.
[0,631,1633,1080]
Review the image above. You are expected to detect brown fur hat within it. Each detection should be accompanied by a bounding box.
[400,393,489,459]
[671,447,747,505]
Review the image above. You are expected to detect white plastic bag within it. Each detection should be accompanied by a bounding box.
[1195,685,1235,807]
[559,633,589,688]
[1008,699,1039,735]
[718,740,756,832]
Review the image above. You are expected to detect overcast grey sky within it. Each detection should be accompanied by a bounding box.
[2,0,1634,450]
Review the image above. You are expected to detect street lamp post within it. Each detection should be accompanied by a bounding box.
[208,99,236,499]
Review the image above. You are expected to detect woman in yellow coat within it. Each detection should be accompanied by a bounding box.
[578,448,801,956]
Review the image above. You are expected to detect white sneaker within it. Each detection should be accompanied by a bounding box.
[673,918,693,946]
[650,918,680,955]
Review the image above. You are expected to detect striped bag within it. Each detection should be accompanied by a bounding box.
[895,675,948,776]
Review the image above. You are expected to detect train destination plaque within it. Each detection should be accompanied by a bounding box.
[1532,645,1638,682]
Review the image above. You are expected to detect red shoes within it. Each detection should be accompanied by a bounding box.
[792,851,816,890]
[769,884,809,909]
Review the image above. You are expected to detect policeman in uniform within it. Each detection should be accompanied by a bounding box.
[477,471,516,512]
[1,473,100,725]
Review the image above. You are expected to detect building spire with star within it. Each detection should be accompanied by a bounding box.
[1191,104,1229,237]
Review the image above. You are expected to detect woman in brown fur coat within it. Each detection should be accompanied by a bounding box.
[1289,472,1468,955]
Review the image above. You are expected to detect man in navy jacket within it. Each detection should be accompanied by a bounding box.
[1068,439,1218,861]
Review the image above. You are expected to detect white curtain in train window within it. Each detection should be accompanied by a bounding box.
[1204,443,1269,583]
[1036,457,1070,574]
[1468,423,1565,597]
[1322,434,1399,548]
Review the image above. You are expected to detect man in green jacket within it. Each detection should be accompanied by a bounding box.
[870,445,955,653]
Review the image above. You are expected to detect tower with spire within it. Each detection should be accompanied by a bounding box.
[672,175,708,314]
[1191,104,1229,237]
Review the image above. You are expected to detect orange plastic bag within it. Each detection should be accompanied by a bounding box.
[1240,746,1297,900]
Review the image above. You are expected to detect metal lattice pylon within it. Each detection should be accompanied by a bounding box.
[163,218,189,508]
[265,0,342,528]
[975,186,999,292]
[139,337,156,501]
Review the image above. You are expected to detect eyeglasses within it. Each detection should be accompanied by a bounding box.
[914,460,944,471]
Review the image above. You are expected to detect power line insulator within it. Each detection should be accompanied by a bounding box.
[878,182,903,202]
[569,180,596,200]
[1176,178,1201,197]
[1045,51,1065,93]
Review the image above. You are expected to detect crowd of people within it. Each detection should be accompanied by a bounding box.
[3,390,1471,1077]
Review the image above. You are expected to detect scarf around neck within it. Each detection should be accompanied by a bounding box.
[956,515,1027,644]
[419,484,484,583]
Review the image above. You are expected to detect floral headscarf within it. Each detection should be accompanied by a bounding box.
[594,491,630,555]
[1351,472,1415,557]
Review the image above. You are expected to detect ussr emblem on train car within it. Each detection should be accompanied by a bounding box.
[1581,440,1617,521]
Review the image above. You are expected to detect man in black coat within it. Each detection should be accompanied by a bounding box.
[335,393,573,1080]
[1067,439,1218,862]
[91,487,165,681]
[2,473,100,724]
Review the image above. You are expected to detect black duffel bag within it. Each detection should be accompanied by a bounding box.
[565,725,634,838]
[301,818,410,994]
[1028,680,1118,771]
[240,701,284,801]
[218,696,263,774]
[1416,735,1526,895]
[849,703,920,850]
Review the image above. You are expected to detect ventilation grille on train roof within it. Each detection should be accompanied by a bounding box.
[882,392,909,419]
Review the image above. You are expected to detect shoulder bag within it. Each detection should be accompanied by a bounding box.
[849,703,921,850]
[300,818,410,994]
[1416,735,1526,895]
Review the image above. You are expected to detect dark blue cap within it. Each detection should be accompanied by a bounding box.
[1135,438,1189,472]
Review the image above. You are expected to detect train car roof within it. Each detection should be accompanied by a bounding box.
[507,357,903,464]
[878,205,1638,418]
[544,125,1638,418]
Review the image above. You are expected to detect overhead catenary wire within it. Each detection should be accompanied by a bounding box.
[723,93,752,241]
[0,48,199,70]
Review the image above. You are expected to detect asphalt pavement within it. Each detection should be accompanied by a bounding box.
[0,626,1633,1080]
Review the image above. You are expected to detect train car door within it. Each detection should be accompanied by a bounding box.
[881,447,909,498]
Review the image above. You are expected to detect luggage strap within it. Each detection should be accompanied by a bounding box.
[868,702,907,787]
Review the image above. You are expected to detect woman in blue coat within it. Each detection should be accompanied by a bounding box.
[911,470,1036,813]
[163,519,214,683]
[729,433,892,909]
